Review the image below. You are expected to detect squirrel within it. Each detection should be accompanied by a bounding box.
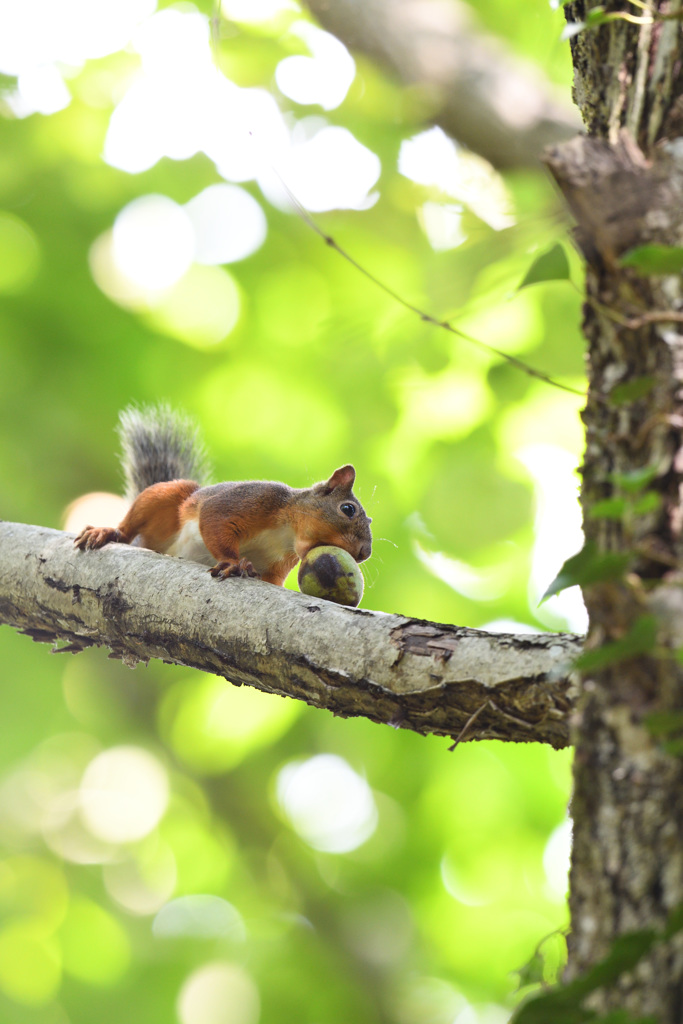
[74,405,372,586]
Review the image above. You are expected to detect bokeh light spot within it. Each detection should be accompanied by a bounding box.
[103,840,177,916]
[0,0,157,74]
[414,545,508,602]
[185,184,267,265]
[144,264,241,348]
[441,854,492,907]
[220,0,298,23]
[60,895,130,986]
[212,87,290,183]
[0,0,155,114]
[0,921,61,1006]
[275,21,355,111]
[112,194,194,291]
[0,855,68,931]
[104,7,226,173]
[63,492,130,534]
[419,201,467,251]
[177,961,260,1024]
[543,817,572,902]
[259,124,380,212]
[8,63,71,117]
[90,229,150,310]
[389,975,466,1024]
[79,746,169,843]
[153,895,246,941]
[276,754,377,853]
[43,789,119,865]
[516,444,587,633]
[160,676,299,775]
[399,127,513,231]
[399,126,460,188]
[100,6,376,212]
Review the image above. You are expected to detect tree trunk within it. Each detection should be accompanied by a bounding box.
[549,3,683,1016]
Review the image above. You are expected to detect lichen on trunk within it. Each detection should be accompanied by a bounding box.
[550,2,683,1016]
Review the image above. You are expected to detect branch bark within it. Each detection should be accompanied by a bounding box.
[303,0,579,169]
[0,521,581,748]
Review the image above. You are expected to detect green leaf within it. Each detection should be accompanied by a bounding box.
[514,930,567,989]
[644,709,683,737]
[513,990,596,1024]
[664,902,683,939]
[574,616,658,672]
[515,948,545,988]
[609,377,655,406]
[611,466,658,493]
[589,498,627,521]
[632,491,661,515]
[518,244,570,289]
[513,912,683,1024]
[585,6,609,26]
[577,929,658,992]
[513,929,659,1024]
[542,541,630,601]
[586,485,660,523]
[644,708,683,756]
[619,245,683,275]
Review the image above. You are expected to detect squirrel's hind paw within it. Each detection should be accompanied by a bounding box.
[74,526,123,550]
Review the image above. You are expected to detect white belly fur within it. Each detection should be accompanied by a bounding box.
[165,520,214,566]
[165,520,296,574]
[240,524,296,575]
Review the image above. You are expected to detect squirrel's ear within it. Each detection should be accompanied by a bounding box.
[322,464,356,492]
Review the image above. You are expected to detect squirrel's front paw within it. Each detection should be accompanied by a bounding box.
[210,558,261,581]
[74,526,122,550]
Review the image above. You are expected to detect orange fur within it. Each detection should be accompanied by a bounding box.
[75,464,372,587]
[75,480,199,552]
[126,480,200,549]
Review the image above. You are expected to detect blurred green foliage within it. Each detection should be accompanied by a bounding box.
[0,1,583,1021]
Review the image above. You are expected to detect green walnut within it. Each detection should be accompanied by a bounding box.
[298,545,364,607]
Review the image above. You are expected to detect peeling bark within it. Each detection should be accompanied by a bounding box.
[547,3,683,1016]
[0,522,581,747]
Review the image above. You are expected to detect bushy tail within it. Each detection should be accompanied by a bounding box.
[118,405,210,498]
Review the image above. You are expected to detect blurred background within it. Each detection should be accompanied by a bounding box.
[0,1,585,1021]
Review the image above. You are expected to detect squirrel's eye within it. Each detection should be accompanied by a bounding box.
[340,502,356,518]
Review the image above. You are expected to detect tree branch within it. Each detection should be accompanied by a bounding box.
[302,0,579,170]
[0,522,581,748]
